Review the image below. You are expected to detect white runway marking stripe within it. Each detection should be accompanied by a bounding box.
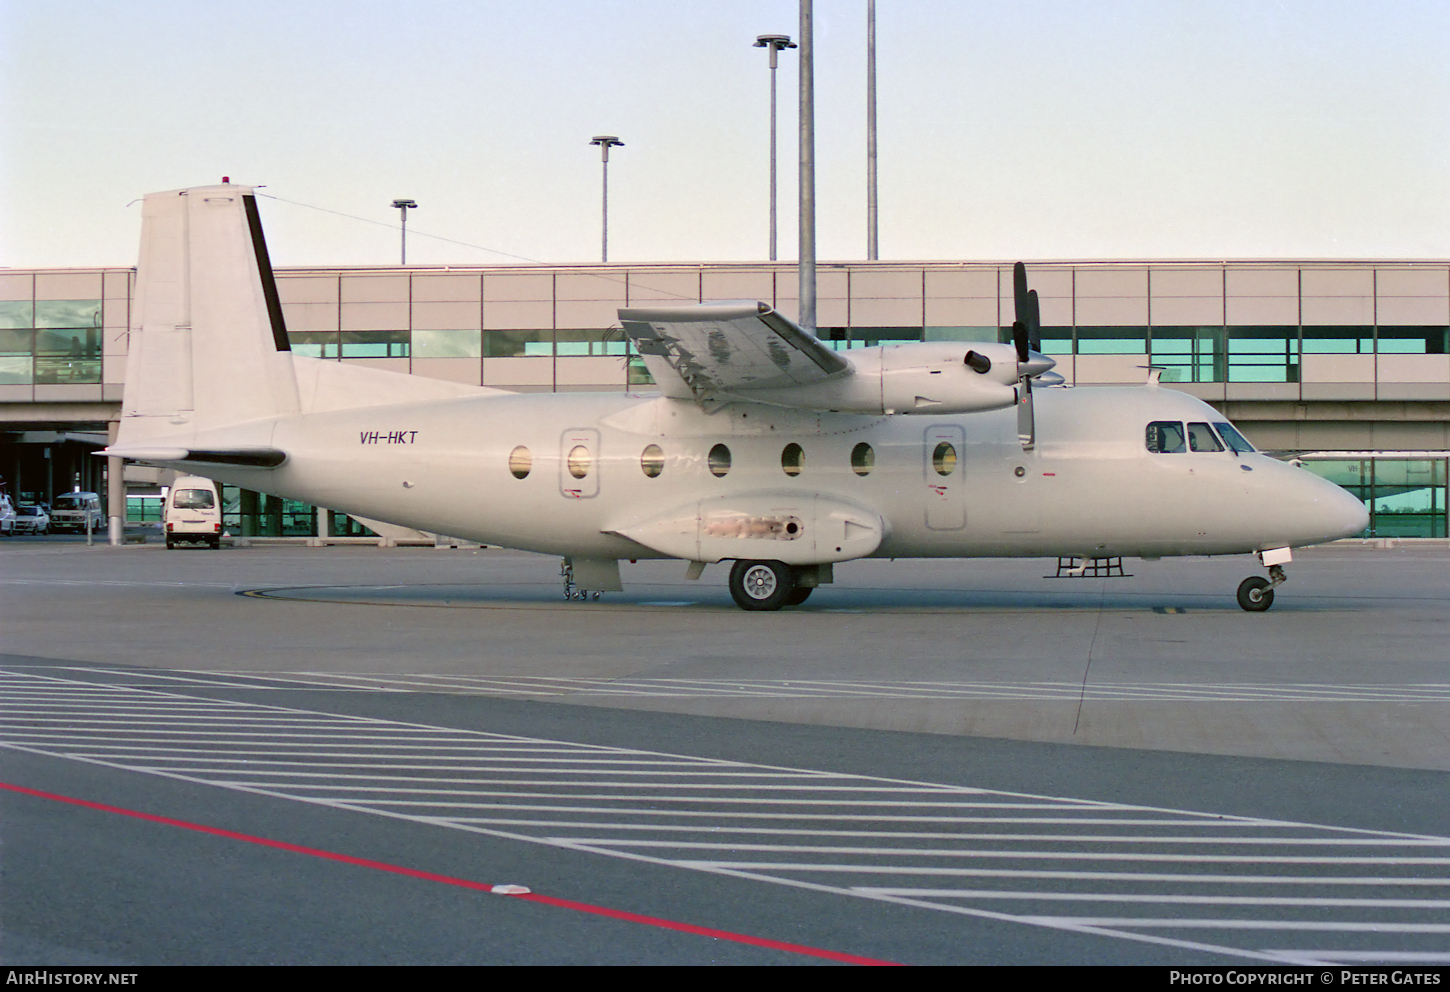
[19,667,1450,702]
[1,666,1446,965]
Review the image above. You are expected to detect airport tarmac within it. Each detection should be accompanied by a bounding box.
[2,540,1448,965]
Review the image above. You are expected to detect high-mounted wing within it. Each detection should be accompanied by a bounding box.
[620,302,849,402]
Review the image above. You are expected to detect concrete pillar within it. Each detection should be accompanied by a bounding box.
[263,494,282,536]
[316,506,330,540]
[106,421,123,545]
[239,489,259,537]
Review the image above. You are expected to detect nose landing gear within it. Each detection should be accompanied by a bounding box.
[1237,549,1291,611]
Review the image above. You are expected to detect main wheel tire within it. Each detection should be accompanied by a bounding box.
[784,585,813,606]
[1237,575,1274,612]
[728,559,795,611]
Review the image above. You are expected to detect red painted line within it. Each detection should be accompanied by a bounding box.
[0,781,901,966]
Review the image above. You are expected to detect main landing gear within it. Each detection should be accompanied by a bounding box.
[1237,549,1291,612]
[728,560,818,611]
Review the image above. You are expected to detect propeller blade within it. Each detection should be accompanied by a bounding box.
[1026,289,1041,353]
[1012,321,1030,364]
[1013,261,1030,324]
[1017,377,1035,451]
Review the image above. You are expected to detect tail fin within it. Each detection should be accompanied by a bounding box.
[119,184,300,444]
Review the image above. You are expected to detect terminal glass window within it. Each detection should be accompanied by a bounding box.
[1226,326,1298,382]
[1301,326,1373,355]
[926,327,998,343]
[482,329,553,357]
[557,328,629,356]
[412,329,482,358]
[1300,459,1444,539]
[1075,327,1148,354]
[287,331,340,358]
[1377,326,1450,354]
[1150,327,1225,383]
[340,331,409,358]
[1146,421,1187,453]
[0,328,33,384]
[849,327,925,347]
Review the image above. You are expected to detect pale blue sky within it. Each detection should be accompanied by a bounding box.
[5,1,1450,267]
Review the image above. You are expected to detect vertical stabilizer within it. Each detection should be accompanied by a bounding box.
[120,185,300,443]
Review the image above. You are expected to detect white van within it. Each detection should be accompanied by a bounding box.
[50,492,103,533]
[164,476,223,549]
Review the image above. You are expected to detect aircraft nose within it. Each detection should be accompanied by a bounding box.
[1312,474,1369,540]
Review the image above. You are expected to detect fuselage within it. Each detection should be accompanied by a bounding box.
[193,382,1367,562]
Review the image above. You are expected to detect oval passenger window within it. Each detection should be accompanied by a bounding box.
[508,446,532,479]
[708,443,731,478]
[781,443,804,476]
[640,444,664,478]
[567,445,592,479]
[932,441,957,477]
[851,442,875,476]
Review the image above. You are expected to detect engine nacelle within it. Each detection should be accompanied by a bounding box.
[745,341,1033,415]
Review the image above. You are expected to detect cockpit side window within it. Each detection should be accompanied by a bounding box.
[1213,422,1256,454]
[1146,421,1187,453]
[1187,422,1224,452]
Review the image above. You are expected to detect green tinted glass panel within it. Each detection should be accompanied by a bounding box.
[626,355,655,386]
[287,331,339,358]
[851,327,923,346]
[1226,326,1297,381]
[35,328,100,358]
[0,328,33,356]
[0,302,33,329]
[1302,326,1372,354]
[34,358,101,384]
[926,326,999,343]
[483,329,551,357]
[0,356,31,385]
[340,331,409,358]
[556,328,628,356]
[413,329,482,358]
[1150,327,1225,382]
[1377,327,1449,354]
[34,300,101,329]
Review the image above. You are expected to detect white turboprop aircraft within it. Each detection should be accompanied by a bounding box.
[102,184,1368,611]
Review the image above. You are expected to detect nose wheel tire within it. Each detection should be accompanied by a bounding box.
[729,559,796,611]
[1237,575,1274,612]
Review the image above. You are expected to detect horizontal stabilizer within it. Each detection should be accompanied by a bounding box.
[98,446,287,469]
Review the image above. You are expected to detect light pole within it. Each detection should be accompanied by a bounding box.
[754,33,795,262]
[798,0,815,334]
[866,0,878,260]
[391,199,417,264]
[590,135,624,262]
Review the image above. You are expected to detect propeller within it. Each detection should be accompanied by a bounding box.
[1011,262,1058,451]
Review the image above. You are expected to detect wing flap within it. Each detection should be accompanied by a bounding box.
[620,301,849,402]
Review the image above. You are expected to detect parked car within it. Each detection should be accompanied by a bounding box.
[0,495,14,536]
[12,503,50,535]
[49,492,104,533]
[164,477,223,549]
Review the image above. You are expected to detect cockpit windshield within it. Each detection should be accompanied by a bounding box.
[1214,422,1256,454]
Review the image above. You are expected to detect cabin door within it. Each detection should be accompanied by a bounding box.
[924,424,966,530]
[559,428,601,499]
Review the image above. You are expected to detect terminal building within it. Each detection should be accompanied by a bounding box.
[2,259,1447,538]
